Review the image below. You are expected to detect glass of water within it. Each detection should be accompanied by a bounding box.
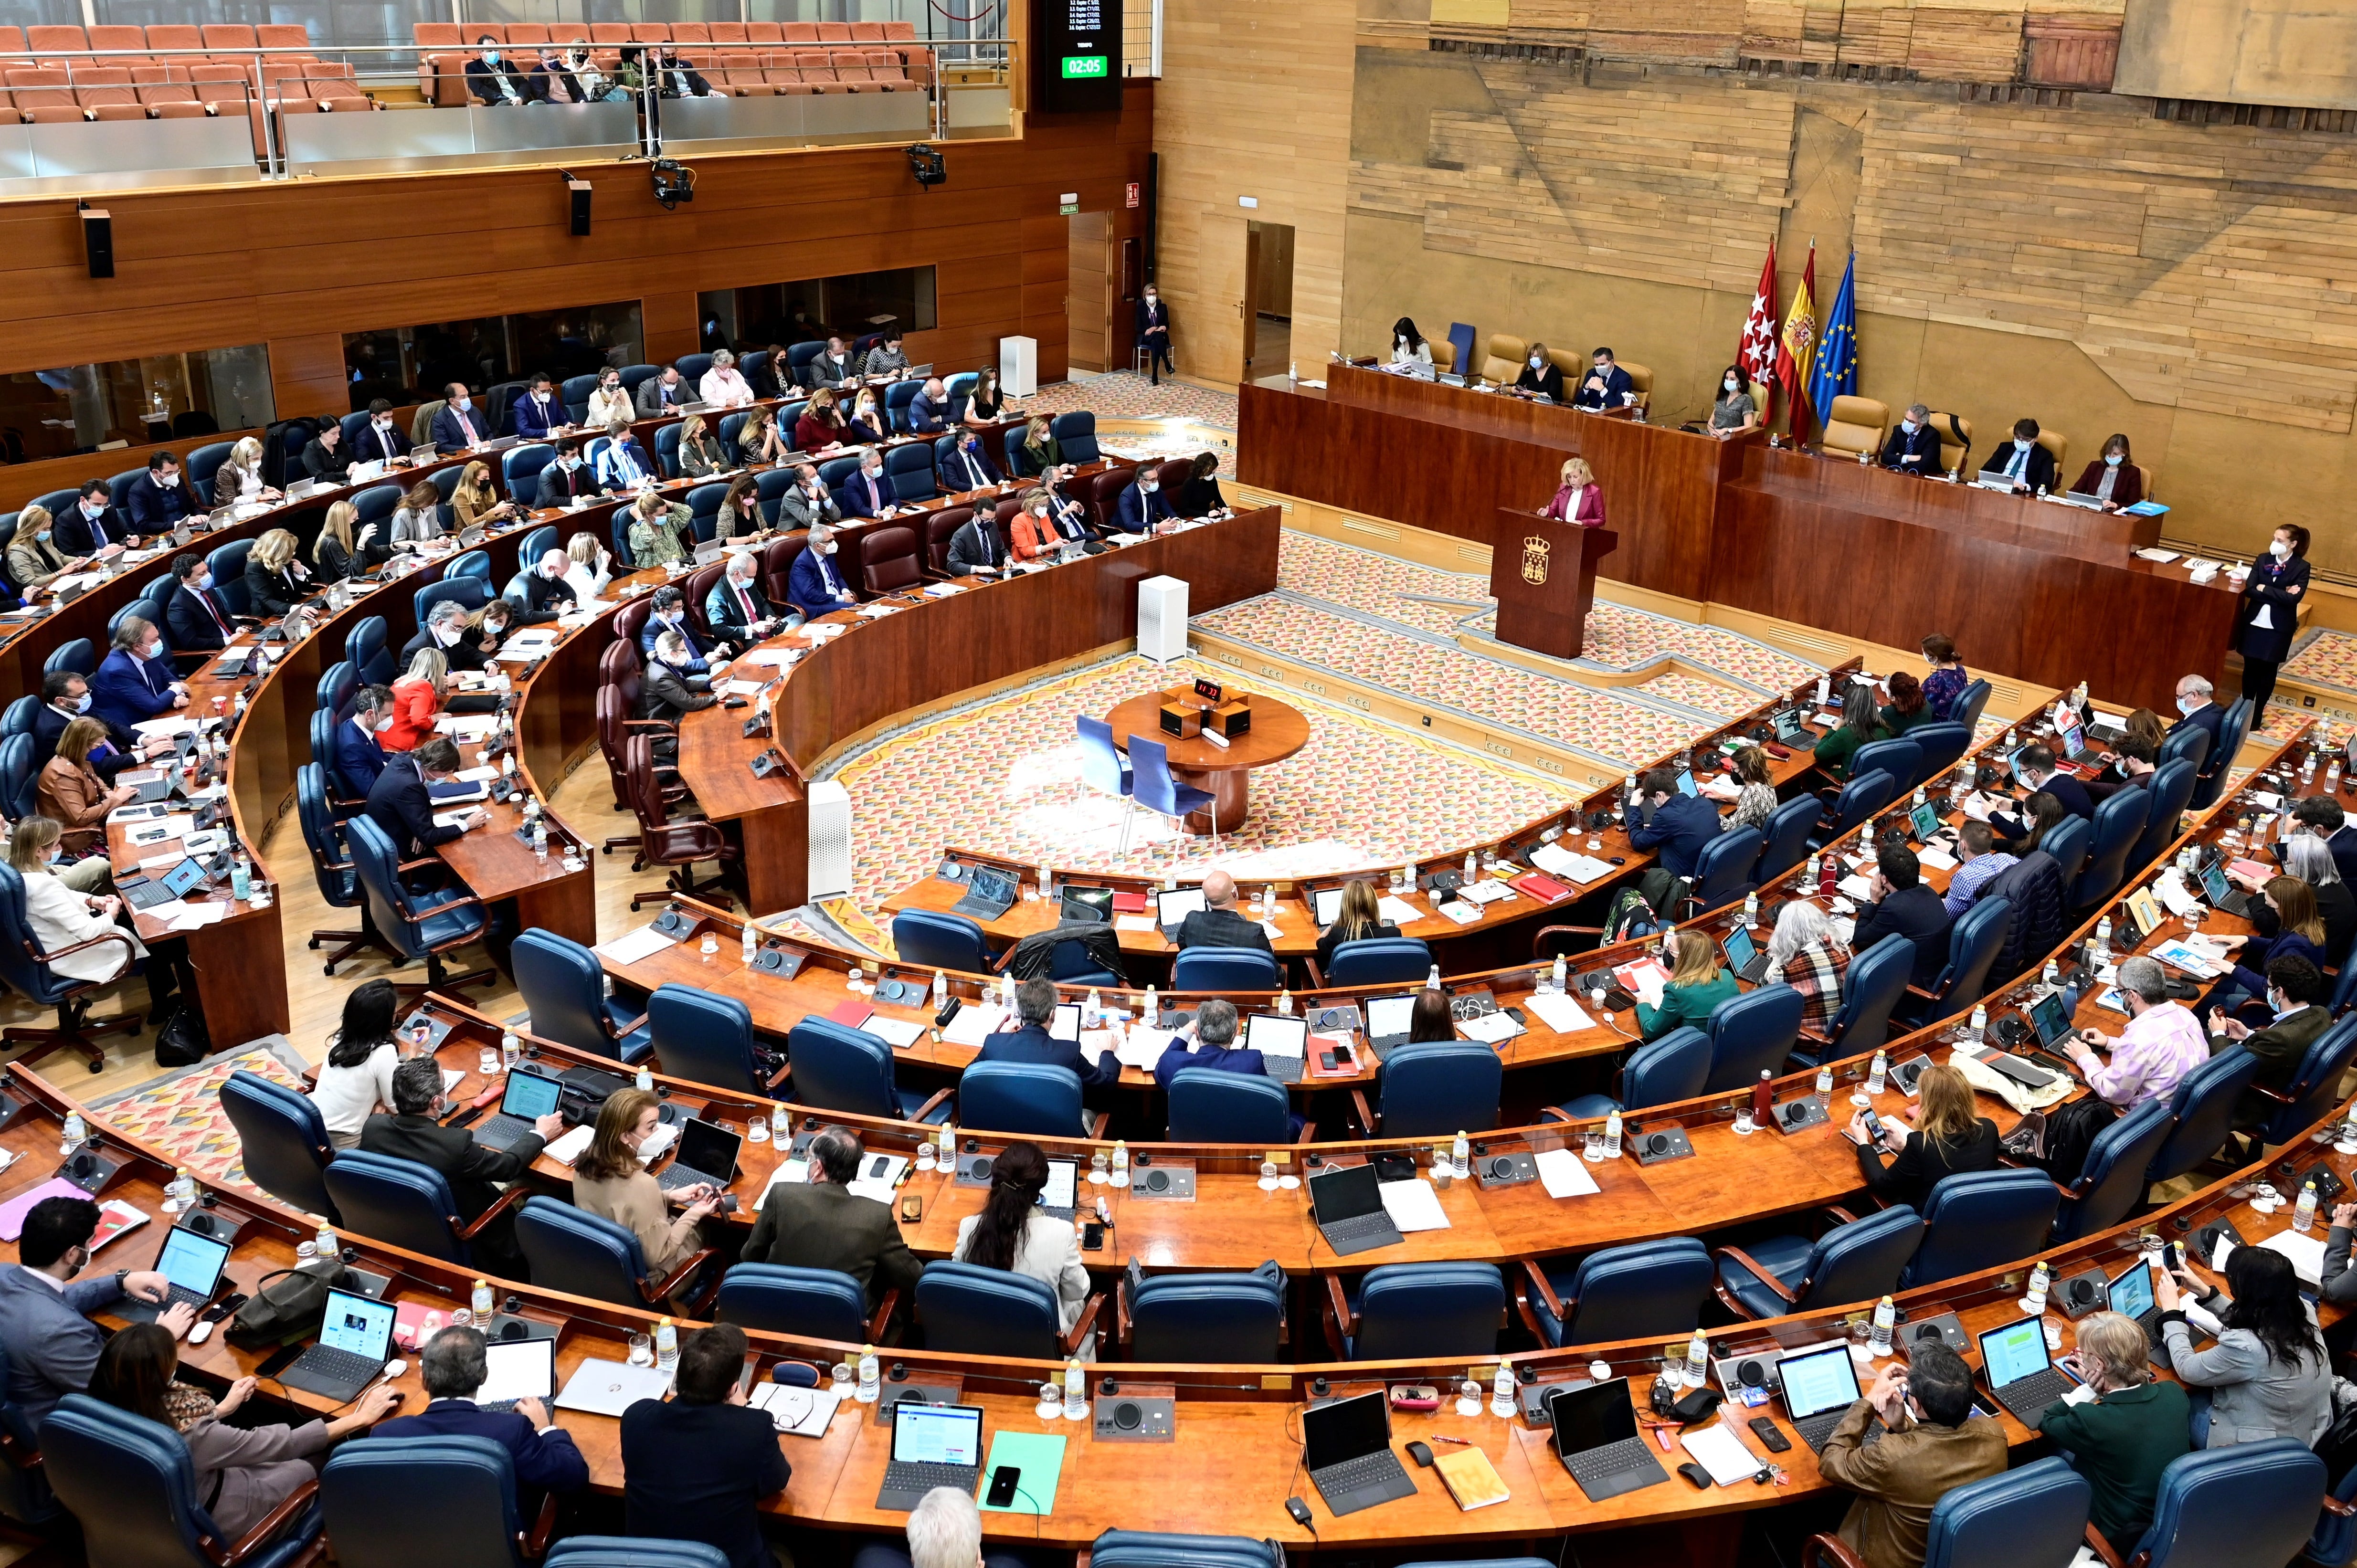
[747,1113,769,1145]
[1733,1104,1756,1136]
[1090,1152,1110,1185]
[700,932,719,960]
[1258,1160,1279,1191]
[831,1362,854,1392]
[915,1140,935,1171]
[479,1045,500,1077]
[1584,1130,1605,1163]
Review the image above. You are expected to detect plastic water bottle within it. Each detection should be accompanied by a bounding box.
[1426,964,1441,991]
[1815,1060,1835,1098]
[317,1217,338,1259]
[656,1317,679,1372]
[932,970,948,1010]
[494,1028,517,1070]
[1085,989,1103,1027]
[2025,1262,2051,1315]
[164,1168,193,1214]
[471,1277,493,1321]
[60,1111,84,1156]
[1743,891,1759,929]
[1110,1141,1129,1188]
[2296,1179,2320,1234]
[1968,1005,1988,1046]
[1912,786,1926,810]
[742,922,757,965]
[856,1343,880,1402]
[1491,1360,1518,1417]
[1869,1295,1895,1358]
[1405,861,1419,893]
[1062,1357,1087,1420]
[1463,849,1478,883]
[532,821,548,862]
[1143,983,1158,1023]
[230,853,252,903]
[1867,1050,1889,1097]
[634,1060,654,1093]
[1277,988,1292,1016]
[1603,1109,1622,1159]
[1550,954,1567,995]
[2042,958,2060,989]
[1001,970,1016,1006]
[1683,1329,1710,1389]
[2093,917,2113,966]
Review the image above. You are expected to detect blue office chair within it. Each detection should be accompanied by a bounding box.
[617,363,660,396]
[886,441,939,504]
[2054,1097,2175,1242]
[517,524,557,565]
[1906,722,1972,790]
[44,1393,323,1568]
[1952,678,1993,732]
[1327,1263,1503,1360]
[218,1070,338,1221]
[2305,1455,2357,1568]
[42,636,96,678]
[1803,1456,2090,1568]
[344,817,493,993]
[1166,1069,1294,1143]
[1754,794,1824,885]
[0,696,35,740]
[1090,1537,1282,1568]
[1323,937,1433,986]
[2072,788,2151,912]
[315,659,359,719]
[482,380,528,437]
[1121,1268,1285,1364]
[1360,1042,1500,1137]
[0,861,134,1073]
[1896,1168,2062,1288]
[884,379,921,431]
[1554,1026,1710,1118]
[2148,1045,2261,1183]
[1713,1205,1924,1318]
[183,441,234,499]
[1076,715,1135,852]
[782,1017,951,1123]
[2040,814,2093,895]
[916,1261,1095,1358]
[818,454,863,499]
[352,482,401,540]
[2128,758,2200,875]
[1130,735,1217,842]
[2157,723,2210,774]
[549,1540,727,1568]
[322,1151,489,1266]
[449,549,491,584]
[1850,738,1924,797]
[2253,1014,2357,1148]
[1168,948,1277,993]
[105,468,144,516]
[345,615,394,687]
[1794,932,1916,1064]
[1905,895,2012,1025]
[320,1433,552,1568]
[1051,411,1100,463]
[512,927,653,1064]
[499,442,553,508]
[0,1337,55,1527]
[0,736,36,823]
[890,909,993,973]
[2189,699,2251,811]
[1702,984,1803,1093]
[750,466,797,526]
[1812,768,1898,848]
[499,568,536,605]
[676,351,716,382]
[1520,1239,1712,1347]
[685,482,728,543]
[646,984,773,1095]
[108,599,167,648]
[783,343,824,388]
[957,1061,1097,1138]
[413,577,489,627]
[558,374,598,424]
[712,1263,889,1345]
[2128,1439,2324,1568]
[310,709,361,806]
[1688,825,1765,915]
[296,764,376,973]
[514,1195,710,1309]
[653,423,684,479]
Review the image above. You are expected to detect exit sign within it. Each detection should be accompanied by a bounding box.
[1060,53,1107,77]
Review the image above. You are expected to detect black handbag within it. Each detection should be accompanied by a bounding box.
[224,1261,348,1351]
[152,1005,211,1069]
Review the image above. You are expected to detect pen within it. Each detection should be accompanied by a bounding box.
[1427,1434,1475,1446]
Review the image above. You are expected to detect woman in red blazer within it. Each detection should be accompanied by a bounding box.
[1543,456,1606,527]
[382,649,449,752]
[2068,433,2145,512]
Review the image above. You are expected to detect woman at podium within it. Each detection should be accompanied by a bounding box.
[1542,457,1606,527]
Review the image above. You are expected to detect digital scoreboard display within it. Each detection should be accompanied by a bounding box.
[1034,0,1120,112]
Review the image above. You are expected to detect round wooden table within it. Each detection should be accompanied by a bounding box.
[1104,691,1311,834]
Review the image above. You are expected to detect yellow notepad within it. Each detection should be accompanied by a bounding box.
[1432,1445,1509,1511]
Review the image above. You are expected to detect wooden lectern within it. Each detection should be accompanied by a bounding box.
[1488,509,1617,660]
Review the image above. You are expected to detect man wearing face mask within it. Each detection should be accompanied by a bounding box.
[354,398,409,466]
[1986,743,2093,842]
[786,527,859,621]
[0,1195,191,1431]
[512,372,564,441]
[592,419,655,491]
[642,629,719,734]
[637,585,728,682]
[1568,346,1634,411]
[709,548,787,642]
[586,371,634,429]
[31,673,158,789]
[528,42,587,102]
[164,553,239,655]
[2209,955,2332,1135]
[814,336,858,389]
[943,431,1001,493]
[1512,342,1565,401]
[539,438,607,507]
[89,617,190,732]
[56,481,131,558]
[1979,416,2058,493]
[1878,402,1942,472]
[1114,467,1173,535]
[127,452,201,535]
[1136,285,1173,385]
[846,450,894,518]
[778,463,840,532]
[402,599,476,669]
[432,381,489,453]
[514,549,580,623]
[334,685,397,798]
[945,507,1008,578]
[635,364,687,417]
[465,36,531,105]
[907,377,949,435]
[2166,674,2226,797]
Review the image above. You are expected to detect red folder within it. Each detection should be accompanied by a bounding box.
[1509,872,1571,903]
[829,1000,875,1029]
[1111,890,1149,914]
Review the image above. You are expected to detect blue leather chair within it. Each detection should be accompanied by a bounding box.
[1714,1205,1924,1318]
[0,695,35,740]
[647,984,773,1095]
[2128,758,2200,874]
[1172,947,1280,990]
[1328,1263,1502,1360]
[1953,677,1993,732]
[885,379,921,432]
[1813,768,1898,848]
[817,454,863,502]
[316,659,359,718]
[2157,723,2210,774]
[654,424,683,478]
[774,400,809,448]
[448,549,491,584]
[1850,738,1924,797]
[1793,932,1917,1065]
[2306,1455,2357,1568]
[2192,699,2253,811]
[2148,1045,2261,1182]
[2072,787,2151,911]
[549,1539,727,1568]
[1907,895,2012,1024]
[109,599,168,648]
[500,568,536,606]
[559,374,598,424]
[617,363,661,396]
[296,764,375,974]
[1166,1068,1293,1143]
[886,441,939,504]
[1906,722,1973,790]
[322,1151,488,1266]
[685,483,728,543]
[512,927,653,1064]
[0,736,36,822]
[414,577,489,626]
[1323,937,1433,986]
[346,817,491,992]
[0,1338,56,1526]
[916,1261,1092,1358]
[499,442,553,506]
[783,343,824,388]
[1076,715,1136,851]
[218,1070,338,1221]
[0,861,134,1073]
[1702,984,1804,1093]
[310,709,363,805]
[352,481,400,538]
[2128,1439,2324,1568]
[1897,1168,2061,1288]
[2253,1014,2357,1148]
[1121,1268,1285,1363]
[676,351,716,382]
[2054,1097,2175,1242]
[517,524,558,564]
[1754,794,1824,884]
[44,1393,323,1568]
[1091,1535,1279,1568]
[890,909,993,973]
[717,410,753,453]
[783,1017,951,1123]
[1362,1042,1500,1137]
[1051,411,1100,463]
[42,636,96,678]
[184,441,234,498]
[956,1062,1095,1138]
[345,615,394,687]
[1555,1026,1709,1118]
[712,1263,888,1344]
[1131,736,1217,841]
[2041,814,2093,894]
[1520,1239,1711,1347]
[320,1433,550,1568]
[1804,1456,2089,1568]
[750,467,798,526]
[1043,935,1122,986]
[105,467,145,516]
[514,1195,708,1308]
[1688,825,1765,915]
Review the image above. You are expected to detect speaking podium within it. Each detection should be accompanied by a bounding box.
[1489,509,1617,660]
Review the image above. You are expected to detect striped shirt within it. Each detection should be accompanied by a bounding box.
[1944,851,2017,916]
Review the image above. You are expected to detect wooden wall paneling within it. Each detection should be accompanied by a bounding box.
[643,291,701,368]
[268,332,354,422]
[1068,212,1111,372]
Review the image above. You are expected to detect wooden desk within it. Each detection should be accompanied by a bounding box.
[1102,688,1310,833]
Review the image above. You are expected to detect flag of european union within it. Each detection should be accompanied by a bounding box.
[1809,253,1858,428]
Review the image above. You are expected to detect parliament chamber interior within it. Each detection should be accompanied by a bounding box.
[7,2,2357,1566]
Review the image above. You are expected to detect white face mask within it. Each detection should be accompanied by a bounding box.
[1141,480,1157,493]
[1528,356,1543,369]
[820,542,836,556]
[374,418,392,431]
[1724,378,1739,392]
[2104,453,2122,467]
[1901,419,1919,433]
[454,396,471,410]
[2013,438,2031,452]
[433,624,460,647]
[2178,695,2203,715]
[2272,539,2293,559]
[156,471,177,487]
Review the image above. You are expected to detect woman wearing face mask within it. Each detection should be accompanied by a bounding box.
[1705,363,1757,436]
[1018,414,1060,476]
[2070,433,2145,512]
[844,388,889,445]
[243,529,311,619]
[585,369,632,428]
[212,436,281,507]
[568,42,615,102]
[573,1088,721,1298]
[39,719,138,856]
[450,461,514,534]
[1137,285,1173,386]
[464,599,515,666]
[9,816,190,1020]
[736,405,786,467]
[677,414,727,479]
[964,367,1007,424]
[5,506,72,590]
[714,474,764,544]
[564,530,613,602]
[2232,523,2308,732]
[389,480,446,550]
[1173,451,1225,518]
[1389,317,1434,379]
[1512,342,1565,401]
[795,388,848,454]
[1542,456,1605,527]
[311,500,382,582]
[698,347,753,409]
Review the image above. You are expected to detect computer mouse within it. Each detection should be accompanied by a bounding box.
[186,1319,214,1346]
[1405,1441,1433,1468]
[1283,1498,1313,1528]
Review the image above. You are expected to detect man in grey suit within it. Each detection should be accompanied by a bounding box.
[739,1127,920,1308]
[636,364,689,418]
[0,1196,185,1429]
[642,629,718,735]
[777,464,841,532]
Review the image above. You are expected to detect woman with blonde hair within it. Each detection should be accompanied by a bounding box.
[1313,878,1401,972]
[7,816,190,1016]
[845,386,889,444]
[1513,341,1565,400]
[312,500,379,582]
[1846,1060,1997,1208]
[449,460,515,533]
[243,528,310,617]
[38,718,137,855]
[677,413,727,479]
[389,480,446,549]
[1543,455,1605,527]
[1635,926,1737,1041]
[2043,1311,2190,1552]
[736,406,785,467]
[571,1087,720,1291]
[1018,414,1060,476]
[4,506,71,591]
[794,387,848,454]
[212,435,280,507]
[382,647,449,751]
[564,530,613,602]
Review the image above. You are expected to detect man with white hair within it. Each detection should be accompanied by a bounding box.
[787,525,858,620]
[1173,870,1273,954]
[2167,674,2226,796]
[709,547,785,641]
[850,1484,1026,1568]
[1879,401,1941,472]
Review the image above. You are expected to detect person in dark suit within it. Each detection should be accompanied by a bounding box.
[1979,417,2058,493]
[973,978,1120,1089]
[635,365,688,417]
[1136,285,1174,384]
[515,549,579,621]
[1627,766,1722,880]
[360,1058,559,1274]
[941,430,1003,493]
[638,585,722,678]
[374,1325,589,1505]
[164,553,238,653]
[0,1197,187,1431]
[1114,469,1175,535]
[333,686,395,799]
[2208,954,2333,1131]
[511,373,565,441]
[400,600,475,669]
[1568,346,1635,411]
[1843,1062,1997,1210]
[352,399,410,467]
[32,673,150,781]
[649,45,711,98]
[1173,870,1274,955]
[786,525,860,620]
[2168,674,2228,795]
[1990,746,2093,842]
[124,454,202,536]
[1512,343,1565,400]
[299,422,352,485]
[707,549,785,641]
[2292,796,2357,893]
[55,481,132,556]
[1174,450,1226,518]
[813,336,858,387]
[907,379,949,434]
[620,1324,788,1568]
[464,37,534,105]
[643,630,718,728]
[945,509,1007,577]
[843,450,895,518]
[242,529,311,619]
[365,737,485,859]
[430,383,492,453]
[1851,843,1956,990]
[2069,433,2146,511]
[1150,998,1306,1138]
[739,1127,921,1304]
[89,617,189,732]
[2234,524,2309,731]
[1878,402,1943,473]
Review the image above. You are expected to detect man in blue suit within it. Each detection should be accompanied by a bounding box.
[124,451,204,534]
[33,672,148,782]
[430,382,491,453]
[974,978,1119,1089]
[511,373,565,441]
[2169,674,2228,794]
[1114,469,1175,535]
[1991,743,2093,844]
[940,430,1002,493]
[907,377,948,433]
[1152,1000,1306,1138]
[843,448,894,518]
[374,1325,589,1506]
[333,685,394,799]
[1568,347,1635,411]
[639,584,720,682]
[1878,403,1943,473]
[352,398,410,466]
[592,419,656,491]
[89,617,189,732]
[1627,766,1720,880]
[786,526,860,621]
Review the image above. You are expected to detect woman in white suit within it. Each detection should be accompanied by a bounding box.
[7,816,190,1019]
[950,1139,1093,1356]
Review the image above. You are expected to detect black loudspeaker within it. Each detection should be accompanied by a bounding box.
[566,178,592,237]
[80,204,113,279]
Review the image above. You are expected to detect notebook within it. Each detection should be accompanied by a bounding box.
[1432,1445,1510,1510]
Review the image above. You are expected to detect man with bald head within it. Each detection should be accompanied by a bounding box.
[514,548,579,622]
[1173,869,1274,954]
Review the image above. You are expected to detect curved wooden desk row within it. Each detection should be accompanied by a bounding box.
[32,1051,2351,1555]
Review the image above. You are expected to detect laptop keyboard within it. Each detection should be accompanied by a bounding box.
[475,1114,542,1147]
[1795,1410,1883,1454]
[1998,1368,2077,1417]
[881,1461,973,1496]
[1265,1055,1304,1084]
[1316,1450,1406,1494]
[290,1343,383,1388]
[657,1164,721,1192]
[1321,1212,1395,1244]
[1564,1436,1659,1487]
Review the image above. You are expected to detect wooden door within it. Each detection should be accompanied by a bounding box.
[1190,213,1250,387]
[1066,213,1112,373]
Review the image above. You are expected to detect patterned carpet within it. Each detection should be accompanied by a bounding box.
[1024,370,1239,428]
[94,1044,309,1197]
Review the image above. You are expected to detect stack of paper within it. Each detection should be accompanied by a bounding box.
[596,925,677,966]
[942,1002,1010,1047]
[1376,894,1423,925]
[1612,958,1670,1009]
[1522,991,1596,1034]
[1376,1178,1451,1232]
[1115,1027,1178,1071]
[1533,1146,1600,1199]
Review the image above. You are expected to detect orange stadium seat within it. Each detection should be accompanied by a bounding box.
[867,50,910,89]
[256,24,309,51]
[189,61,264,150]
[816,22,853,43]
[709,23,746,44]
[830,49,874,87]
[672,23,710,44]
[630,24,669,43]
[884,21,916,39]
[144,25,203,56]
[7,69,83,121]
[747,22,782,44]
[74,67,146,119]
[722,59,773,95]
[791,48,837,90]
[200,24,256,53]
[851,22,886,42]
[507,25,550,48]
[27,25,87,56]
[782,23,818,45]
[132,65,209,117]
[589,23,630,44]
[0,28,24,57]
[87,25,148,62]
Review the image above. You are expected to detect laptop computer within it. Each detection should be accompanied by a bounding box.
[2027,989,2076,1051]
[2055,716,2098,764]
[1155,886,1207,938]
[656,1116,743,1194]
[1975,1317,2077,1429]
[123,857,207,912]
[1243,1011,1309,1084]
[949,864,1018,921]
[1307,1162,1404,1256]
[1362,993,1417,1054]
[410,443,438,466]
[1059,885,1113,926]
[1047,1002,1082,1042]
[279,1288,398,1402]
[116,1224,232,1322]
[874,1402,986,1510]
[1310,886,1346,927]
[1301,1389,1416,1517]
[1721,924,1773,985]
[1544,1380,1670,1502]
[476,1335,557,1414]
[474,1069,564,1152]
[1035,1156,1078,1220]
[2198,860,2252,919]
[1908,802,1944,842]
[1776,1340,1874,1453]
[2106,1258,2167,1356]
